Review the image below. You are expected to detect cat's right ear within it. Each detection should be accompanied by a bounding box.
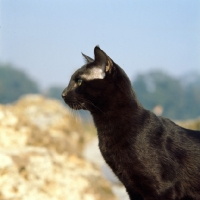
[81,53,94,63]
[94,46,113,74]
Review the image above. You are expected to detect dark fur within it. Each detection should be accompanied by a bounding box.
[62,46,200,200]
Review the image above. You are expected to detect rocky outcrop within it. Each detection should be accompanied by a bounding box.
[0,95,116,200]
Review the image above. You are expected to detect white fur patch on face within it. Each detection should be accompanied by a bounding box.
[81,67,105,80]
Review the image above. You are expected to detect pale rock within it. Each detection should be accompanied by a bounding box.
[0,147,116,200]
[0,95,117,200]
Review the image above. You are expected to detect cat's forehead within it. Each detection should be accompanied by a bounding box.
[73,64,105,80]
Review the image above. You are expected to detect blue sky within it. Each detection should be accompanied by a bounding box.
[0,0,200,88]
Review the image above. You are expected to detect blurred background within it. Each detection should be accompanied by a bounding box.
[1,0,200,120]
[0,1,200,199]
[0,0,200,120]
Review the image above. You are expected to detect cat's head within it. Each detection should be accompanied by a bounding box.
[62,46,131,112]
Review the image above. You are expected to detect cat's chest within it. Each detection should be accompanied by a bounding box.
[98,134,137,183]
[98,133,132,168]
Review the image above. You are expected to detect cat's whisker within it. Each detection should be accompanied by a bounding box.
[77,103,95,133]
[68,104,75,119]
[75,105,82,122]
[75,108,78,123]
[78,97,107,117]
[77,105,84,122]
[74,104,80,122]
[72,104,76,119]
[68,100,84,122]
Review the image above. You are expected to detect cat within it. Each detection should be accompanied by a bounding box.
[62,46,200,200]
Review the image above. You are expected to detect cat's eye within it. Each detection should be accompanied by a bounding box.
[77,79,82,86]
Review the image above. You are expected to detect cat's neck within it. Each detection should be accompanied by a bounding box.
[90,89,144,136]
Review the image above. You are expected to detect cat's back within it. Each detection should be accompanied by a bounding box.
[133,112,200,198]
[136,111,200,167]
[99,109,200,199]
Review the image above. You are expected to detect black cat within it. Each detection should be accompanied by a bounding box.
[62,46,200,200]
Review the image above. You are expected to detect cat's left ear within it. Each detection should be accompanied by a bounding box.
[94,46,113,74]
[82,53,94,63]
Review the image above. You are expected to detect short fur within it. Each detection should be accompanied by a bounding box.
[62,46,200,200]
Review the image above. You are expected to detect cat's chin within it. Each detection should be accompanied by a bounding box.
[66,103,87,111]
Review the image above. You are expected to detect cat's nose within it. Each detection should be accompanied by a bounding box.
[61,93,65,98]
[62,88,68,98]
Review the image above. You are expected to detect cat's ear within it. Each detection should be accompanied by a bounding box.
[81,53,94,63]
[94,46,113,73]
